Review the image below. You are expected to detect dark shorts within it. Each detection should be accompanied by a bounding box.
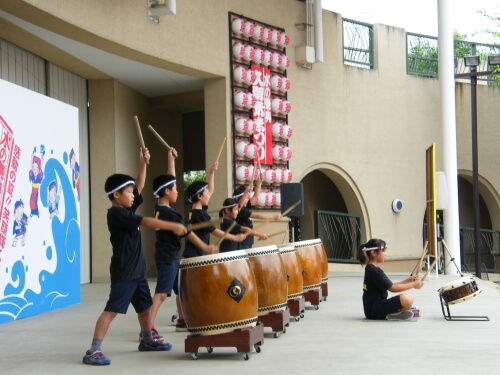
[104,276,153,314]
[154,261,180,296]
[364,295,402,320]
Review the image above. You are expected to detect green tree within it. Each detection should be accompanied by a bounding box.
[183,170,206,192]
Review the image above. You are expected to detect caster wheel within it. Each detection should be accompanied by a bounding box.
[206,347,213,354]
[300,313,305,318]
[243,353,250,361]
[191,353,199,360]
[294,316,300,322]
[273,332,280,338]
[315,305,319,310]
[254,344,261,353]
[283,327,287,334]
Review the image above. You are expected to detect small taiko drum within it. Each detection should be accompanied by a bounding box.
[437,276,482,305]
[278,244,304,300]
[293,239,322,292]
[179,250,258,335]
[246,245,288,316]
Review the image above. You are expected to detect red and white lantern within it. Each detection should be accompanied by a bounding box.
[243,44,255,62]
[243,21,255,38]
[271,29,282,47]
[274,168,283,184]
[235,141,249,158]
[263,50,273,67]
[232,42,246,61]
[236,165,249,182]
[252,24,265,41]
[280,124,293,140]
[231,18,245,35]
[252,48,265,65]
[278,32,290,48]
[271,97,283,114]
[264,169,277,184]
[270,52,282,69]
[234,91,249,109]
[233,66,248,84]
[272,144,283,161]
[257,191,269,207]
[279,77,291,92]
[270,74,282,92]
[246,143,259,159]
[235,117,249,134]
[267,191,277,206]
[282,169,293,183]
[245,119,256,136]
[280,99,291,115]
[279,54,291,70]
[274,191,281,207]
[272,121,283,139]
[281,146,293,161]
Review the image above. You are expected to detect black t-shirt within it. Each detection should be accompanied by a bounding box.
[183,208,216,258]
[236,205,253,248]
[154,203,183,264]
[362,264,393,316]
[107,190,145,283]
[219,217,243,253]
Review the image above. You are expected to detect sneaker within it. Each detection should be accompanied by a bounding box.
[82,350,111,366]
[138,338,173,351]
[139,328,164,342]
[175,319,188,332]
[171,311,178,326]
[386,310,414,321]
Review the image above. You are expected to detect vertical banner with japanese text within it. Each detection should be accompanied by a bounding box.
[0,79,81,323]
[251,66,272,165]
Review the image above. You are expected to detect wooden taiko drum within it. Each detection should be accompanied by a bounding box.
[313,240,329,285]
[179,250,258,335]
[246,245,288,316]
[278,244,304,300]
[437,276,482,305]
[293,239,322,292]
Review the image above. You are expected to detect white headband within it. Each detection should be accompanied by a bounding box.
[362,246,382,252]
[188,185,208,203]
[233,192,244,199]
[153,179,176,198]
[222,203,238,209]
[103,180,135,198]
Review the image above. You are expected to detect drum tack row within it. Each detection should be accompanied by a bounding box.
[179,239,329,360]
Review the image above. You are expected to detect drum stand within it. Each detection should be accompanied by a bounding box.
[303,287,322,310]
[321,280,328,301]
[437,239,489,321]
[258,309,290,338]
[439,294,489,321]
[185,323,264,360]
[288,296,306,321]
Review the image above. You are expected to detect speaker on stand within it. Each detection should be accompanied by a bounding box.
[280,183,304,242]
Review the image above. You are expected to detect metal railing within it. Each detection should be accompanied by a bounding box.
[314,210,361,263]
[343,19,373,69]
[406,33,500,84]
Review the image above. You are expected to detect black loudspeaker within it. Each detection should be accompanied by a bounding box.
[280,183,304,217]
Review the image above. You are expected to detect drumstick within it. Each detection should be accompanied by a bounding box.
[282,200,302,217]
[416,241,428,275]
[147,125,170,149]
[214,137,226,164]
[187,221,213,231]
[215,221,236,247]
[133,116,149,164]
[257,230,287,241]
[422,251,440,282]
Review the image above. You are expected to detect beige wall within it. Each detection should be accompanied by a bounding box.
[1,0,499,278]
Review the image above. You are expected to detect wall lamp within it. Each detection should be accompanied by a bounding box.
[487,54,500,66]
[464,55,480,67]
